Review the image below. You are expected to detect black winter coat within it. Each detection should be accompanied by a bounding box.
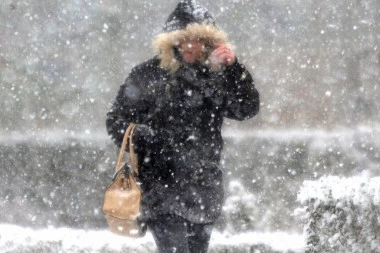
[106,57,259,223]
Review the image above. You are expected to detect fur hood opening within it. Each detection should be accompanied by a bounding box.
[153,23,230,73]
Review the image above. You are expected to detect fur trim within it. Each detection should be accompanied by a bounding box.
[153,23,229,73]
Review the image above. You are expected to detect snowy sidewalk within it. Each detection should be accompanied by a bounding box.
[0,224,305,253]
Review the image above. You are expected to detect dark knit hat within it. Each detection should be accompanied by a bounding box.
[163,0,216,32]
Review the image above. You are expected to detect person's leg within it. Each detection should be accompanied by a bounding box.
[187,222,214,253]
[148,214,190,253]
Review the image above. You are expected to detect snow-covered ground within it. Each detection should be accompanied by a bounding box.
[0,224,305,253]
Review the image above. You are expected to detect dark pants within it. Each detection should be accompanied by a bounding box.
[147,214,213,253]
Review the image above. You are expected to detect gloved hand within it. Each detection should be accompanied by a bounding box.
[132,124,173,156]
[132,124,154,153]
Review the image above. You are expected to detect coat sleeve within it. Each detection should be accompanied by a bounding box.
[222,59,260,121]
[106,65,151,148]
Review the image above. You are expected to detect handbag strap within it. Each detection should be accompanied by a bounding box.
[115,123,137,175]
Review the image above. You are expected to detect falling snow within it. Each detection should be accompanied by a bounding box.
[1,0,379,252]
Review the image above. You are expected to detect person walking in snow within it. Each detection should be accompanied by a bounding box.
[106,1,260,252]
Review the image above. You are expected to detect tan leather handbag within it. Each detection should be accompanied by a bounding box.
[102,123,147,237]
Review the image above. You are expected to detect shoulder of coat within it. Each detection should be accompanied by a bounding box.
[130,58,159,74]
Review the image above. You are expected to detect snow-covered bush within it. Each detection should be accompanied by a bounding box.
[297,172,380,253]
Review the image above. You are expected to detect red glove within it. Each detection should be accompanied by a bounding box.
[211,44,236,66]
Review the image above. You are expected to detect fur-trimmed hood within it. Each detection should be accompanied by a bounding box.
[152,1,229,73]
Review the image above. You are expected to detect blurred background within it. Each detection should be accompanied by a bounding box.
[0,0,379,250]
[1,0,379,132]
